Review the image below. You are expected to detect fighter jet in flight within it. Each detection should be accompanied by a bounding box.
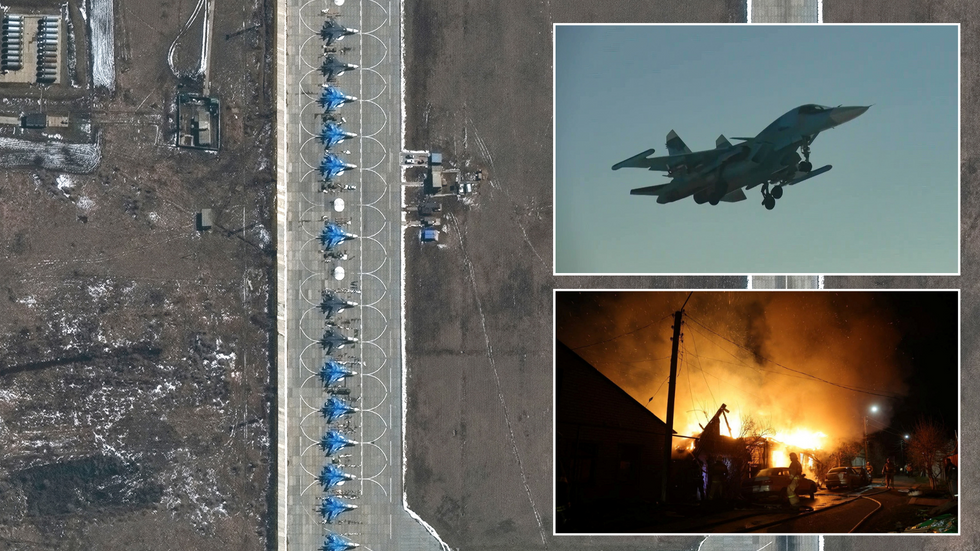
[321,533,359,551]
[319,496,357,522]
[611,104,870,210]
[321,290,359,317]
[321,55,357,81]
[319,86,357,112]
[320,153,357,181]
[320,18,358,45]
[320,122,357,148]
[321,328,358,353]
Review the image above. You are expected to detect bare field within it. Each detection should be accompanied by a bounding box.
[0,0,275,549]
[403,1,744,550]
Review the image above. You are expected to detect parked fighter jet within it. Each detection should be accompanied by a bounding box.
[320,122,357,148]
[319,496,357,522]
[321,55,357,80]
[611,104,870,210]
[322,533,359,551]
[320,358,357,386]
[322,396,357,423]
[320,86,357,112]
[320,18,358,45]
[321,222,358,250]
[319,464,356,490]
[320,430,357,456]
[321,290,358,317]
[321,328,358,353]
[320,153,357,181]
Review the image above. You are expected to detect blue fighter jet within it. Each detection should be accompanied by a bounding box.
[320,122,357,148]
[321,396,356,423]
[320,86,357,112]
[320,430,357,456]
[319,496,357,522]
[320,153,357,181]
[612,104,870,210]
[319,359,356,387]
[321,533,359,551]
[320,222,358,250]
[319,464,356,489]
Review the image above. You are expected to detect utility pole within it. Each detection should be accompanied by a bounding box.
[660,309,683,503]
[864,416,869,475]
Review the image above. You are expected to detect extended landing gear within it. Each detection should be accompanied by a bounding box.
[761,181,782,210]
[799,140,813,173]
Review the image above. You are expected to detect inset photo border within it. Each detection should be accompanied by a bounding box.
[554,289,960,535]
[553,24,960,276]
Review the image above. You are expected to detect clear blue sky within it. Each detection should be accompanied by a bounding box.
[555,25,958,274]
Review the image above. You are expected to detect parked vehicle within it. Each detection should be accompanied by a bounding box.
[825,466,869,491]
[743,467,818,501]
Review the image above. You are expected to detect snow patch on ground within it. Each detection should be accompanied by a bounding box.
[56,173,74,191]
[0,136,101,173]
[148,211,159,223]
[77,195,95,211]
[255,224,271,248]
[87,280,110,299]
[159,450,230,533]
[16,296,36,308]
[90,0,115,89]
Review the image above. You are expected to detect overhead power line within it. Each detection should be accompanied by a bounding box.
[571,312,673,351]
[685,313,901,399]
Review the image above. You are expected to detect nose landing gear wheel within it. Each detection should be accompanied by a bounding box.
[771,185,784,199]
[799,161,812,173]
[764,195,776,210]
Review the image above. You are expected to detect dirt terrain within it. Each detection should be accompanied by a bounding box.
[0,0,275,549]
[403,2,744,550]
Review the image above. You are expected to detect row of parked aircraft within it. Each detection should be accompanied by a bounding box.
[314,16,361,545]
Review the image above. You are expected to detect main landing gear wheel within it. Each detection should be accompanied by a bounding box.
[771,185,784,199]
[800,139,813,173]
[764,195,776,210]
[708,181,726,205]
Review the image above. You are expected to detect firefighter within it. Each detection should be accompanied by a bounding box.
[883,458,896,489]
[787,452,803,508]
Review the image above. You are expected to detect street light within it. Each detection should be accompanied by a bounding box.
[865,405,880,480]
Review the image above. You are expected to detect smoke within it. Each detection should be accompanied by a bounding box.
[557,292,919,449]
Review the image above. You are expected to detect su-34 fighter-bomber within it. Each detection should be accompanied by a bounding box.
[611,104,869,210]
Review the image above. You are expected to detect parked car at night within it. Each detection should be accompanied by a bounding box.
[825,466,869,491]
[742,467,818,501]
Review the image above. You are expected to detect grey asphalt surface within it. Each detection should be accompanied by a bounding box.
[277,0,443,549]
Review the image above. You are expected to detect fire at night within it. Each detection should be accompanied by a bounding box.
[555,291,958,534]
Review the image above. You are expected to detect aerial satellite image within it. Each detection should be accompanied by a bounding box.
[0,1,976,551]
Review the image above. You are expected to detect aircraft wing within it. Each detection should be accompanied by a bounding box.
[612,147,731,172]
[783,164,832,186]
[630,183,671,196]
[720,188,747,202]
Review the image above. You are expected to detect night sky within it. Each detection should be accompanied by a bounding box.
[555,291,958,452]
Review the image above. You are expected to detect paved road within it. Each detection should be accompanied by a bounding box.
[277,1,446,549]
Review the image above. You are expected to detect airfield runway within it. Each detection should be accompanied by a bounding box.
[277,0,444,549]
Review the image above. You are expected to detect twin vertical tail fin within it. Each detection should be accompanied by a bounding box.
[665,130,692,156]
[715,135,732,149]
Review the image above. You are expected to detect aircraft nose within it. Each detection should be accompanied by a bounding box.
[829,105,870,126]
